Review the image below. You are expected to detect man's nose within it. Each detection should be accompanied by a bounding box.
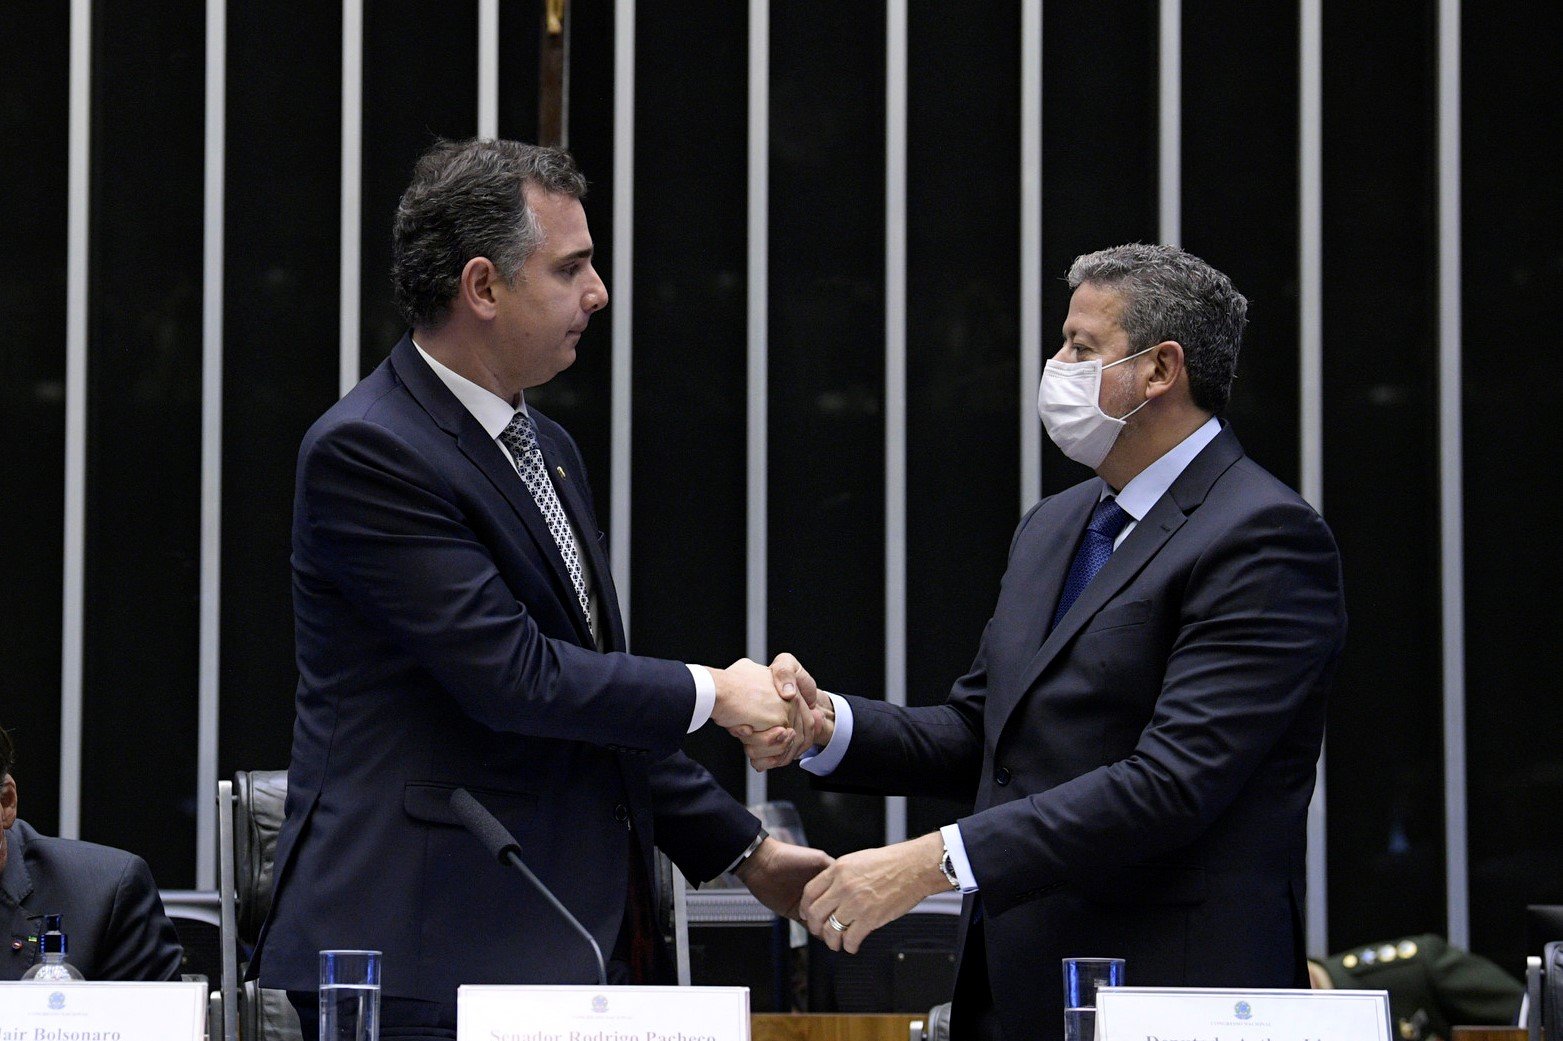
[584,268,608,313]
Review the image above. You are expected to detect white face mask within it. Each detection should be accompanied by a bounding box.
[1036,345,1155,469]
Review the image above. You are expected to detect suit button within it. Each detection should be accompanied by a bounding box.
[613,804,630,822]
[994,766,1011,786]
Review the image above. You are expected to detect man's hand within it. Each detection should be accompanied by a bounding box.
[729,653,833,771]
[799,832,951,954]
[708,658,816,754]
[734,836,834,921]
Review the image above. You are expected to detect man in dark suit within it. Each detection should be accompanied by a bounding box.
[256,139,827,1039]
[1,725,184,981]
[743,245,1347,1041]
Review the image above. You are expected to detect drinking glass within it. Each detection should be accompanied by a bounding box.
[1061,956,1125,1041]
[319,949,381,1041]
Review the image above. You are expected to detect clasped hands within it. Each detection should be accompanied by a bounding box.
[706,654,828,767]
[716,654,953,955]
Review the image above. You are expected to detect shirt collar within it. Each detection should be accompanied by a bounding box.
[413,340,527,441]
[1105,415,1223,520]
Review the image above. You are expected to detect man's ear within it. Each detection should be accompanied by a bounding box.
[1144,340,1186,401]
[0,777,16,830]
[458,256,503,320]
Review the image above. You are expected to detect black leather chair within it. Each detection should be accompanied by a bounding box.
[1527,941,1563,1041]
[161,889,224,987]
[218,770,300,1041]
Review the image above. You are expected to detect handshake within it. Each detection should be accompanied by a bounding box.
[706,654,828,771]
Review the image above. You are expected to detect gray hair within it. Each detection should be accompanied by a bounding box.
[392,137,588,329]
[1066,243,1248,415]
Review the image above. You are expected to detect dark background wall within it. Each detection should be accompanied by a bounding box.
[1,0,1559,978]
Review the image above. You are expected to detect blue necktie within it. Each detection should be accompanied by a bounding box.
[1049,496,1130,632]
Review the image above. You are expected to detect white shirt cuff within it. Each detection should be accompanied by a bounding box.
[939,823,980,893]
[799,693,853,775]
[686,664,716,733]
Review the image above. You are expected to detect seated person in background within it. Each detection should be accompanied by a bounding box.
[1310,934,1525,1041]
[1,724,183,980]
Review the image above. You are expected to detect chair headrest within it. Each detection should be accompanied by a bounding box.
[234,770,289,944]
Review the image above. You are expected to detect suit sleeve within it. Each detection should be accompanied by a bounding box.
[647,752,763,884]
[812,639,989,801]
[811,502,1048,800]
[94,855,184,982]
[961,499,1346,915]
[298,418,696,756]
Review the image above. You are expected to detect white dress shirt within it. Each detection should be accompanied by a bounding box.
[802,416,1223,890]
[414,342,715,732]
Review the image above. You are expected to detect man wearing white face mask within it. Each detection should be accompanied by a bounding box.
[733,244,1348,1041]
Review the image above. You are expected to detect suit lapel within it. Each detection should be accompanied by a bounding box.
[389,337,596,647]
[1,825,33,912]
[3,822,36,967]
[1004,426,1246,723]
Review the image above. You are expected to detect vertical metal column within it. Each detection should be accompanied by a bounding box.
[746,0,770,809]
[60,0,92,840]
[1438,0,1469,950]
[1298,0,1327,958]
[611,0,635,632]
[339,0,363,397]
[478,0,498,138]
[1020,0,1043,510]
[1158,0,1181,245]
[196,0,227,890]
[884,0,908,847]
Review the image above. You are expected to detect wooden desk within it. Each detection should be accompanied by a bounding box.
[1452,1027,1528,1041]
[752,1014,921,1041]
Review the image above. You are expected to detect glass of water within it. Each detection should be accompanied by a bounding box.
[319,949,381,1041]
[1061,957,1125,1041]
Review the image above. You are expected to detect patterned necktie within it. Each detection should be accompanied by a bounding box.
[498,411,592,630]
[1049,496,1131,632]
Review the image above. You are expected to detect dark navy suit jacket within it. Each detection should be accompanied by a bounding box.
[2,819,183,981]
[821,426,1346,1041]
[257,335,759,1001]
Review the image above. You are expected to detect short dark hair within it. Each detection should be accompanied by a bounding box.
[0,725,13,780]
[392,137,589,329]
[1066,243,1248,415]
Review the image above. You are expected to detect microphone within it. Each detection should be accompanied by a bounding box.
[449,787,609,986]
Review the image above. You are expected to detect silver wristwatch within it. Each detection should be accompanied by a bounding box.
[939,842,961,890]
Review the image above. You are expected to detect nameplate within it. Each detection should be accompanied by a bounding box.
[1096,987,1392,1041]
[458,985,749,1041]
[0,980,206,1041]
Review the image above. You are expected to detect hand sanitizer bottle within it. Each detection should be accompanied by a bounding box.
[21,914,86,981]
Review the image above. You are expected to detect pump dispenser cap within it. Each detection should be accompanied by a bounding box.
[39,914,66,955]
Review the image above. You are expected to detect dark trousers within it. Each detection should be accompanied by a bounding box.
[951,903,1005,1041]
